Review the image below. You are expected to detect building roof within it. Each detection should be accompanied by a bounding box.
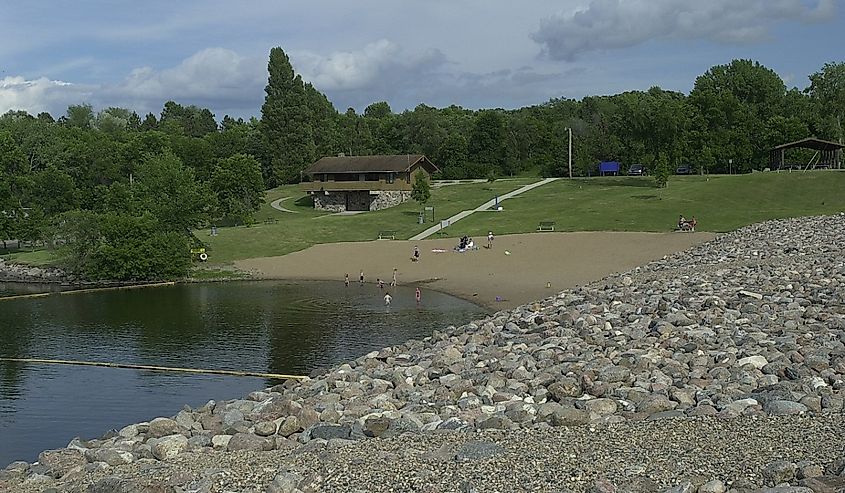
[772,137,845,152]
[303,155,438,174]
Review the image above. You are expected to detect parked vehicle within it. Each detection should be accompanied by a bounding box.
[628,164,646,176]
[676,164,691,175]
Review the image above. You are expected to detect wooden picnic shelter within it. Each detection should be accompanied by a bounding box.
[770,137,843,170]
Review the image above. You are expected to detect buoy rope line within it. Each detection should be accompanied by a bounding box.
[0,358,308,381]
[0,281,177,302]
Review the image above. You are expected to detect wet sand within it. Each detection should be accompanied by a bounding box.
[235,232,715,309]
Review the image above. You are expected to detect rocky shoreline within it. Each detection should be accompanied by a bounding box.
[0,257,68,284]
[2,214,844,493]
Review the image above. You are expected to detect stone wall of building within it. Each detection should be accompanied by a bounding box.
[312,192,346,212]
[370,190,411,211]
[312,190,411,212]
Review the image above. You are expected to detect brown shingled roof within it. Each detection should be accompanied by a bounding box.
[303,155,438,174]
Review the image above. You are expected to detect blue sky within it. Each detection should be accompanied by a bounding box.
[1,0,842,119]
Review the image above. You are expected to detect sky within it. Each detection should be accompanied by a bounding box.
[1,0,842,119]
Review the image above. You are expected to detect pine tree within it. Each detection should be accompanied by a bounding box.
[260,47,316,185]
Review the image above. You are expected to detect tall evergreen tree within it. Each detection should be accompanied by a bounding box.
[260,47,316,185]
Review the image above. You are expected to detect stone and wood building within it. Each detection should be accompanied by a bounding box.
[302,154,439,212]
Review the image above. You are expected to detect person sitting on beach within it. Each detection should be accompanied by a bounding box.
[467,238,475,250]
[678,215,687,230]
[686,216,697,232]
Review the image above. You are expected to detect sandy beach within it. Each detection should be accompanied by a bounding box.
[235,231,714,309]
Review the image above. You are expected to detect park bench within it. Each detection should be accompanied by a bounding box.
[377,231,397,240]
[537,221,556,232]
[264,218,278,225]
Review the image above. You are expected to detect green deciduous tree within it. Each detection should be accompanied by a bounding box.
[131,152,214,231]
[807,62,845,143]
[63,104,95,129]
[210,154,265,224]
[653,153,670,188]
[411,170,431,206]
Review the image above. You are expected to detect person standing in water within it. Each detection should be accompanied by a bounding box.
[384,292,392,306]
[359,270,364,286]
[415,287,421,304]
[391,268,397,287]
[345,273,349,287]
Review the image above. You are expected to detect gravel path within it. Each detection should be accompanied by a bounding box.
[4,415,843,492]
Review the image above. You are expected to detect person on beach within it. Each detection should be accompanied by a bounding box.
[391,268,397,287]
[378,278,384,289]
[345,273,349,287]
[487,231,494,249]
[359,270,364,286]
[415,287,421,304]
[384,292,392,306]
[412,246,420,262]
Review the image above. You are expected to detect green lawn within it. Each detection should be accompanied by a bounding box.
[202,179,535,263]
[9,172,844,269]
[455,171,845,236]
[2,248,58,266]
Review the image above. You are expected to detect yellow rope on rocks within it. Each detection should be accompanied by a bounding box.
[0,358,307,381]
[0,281,177,302]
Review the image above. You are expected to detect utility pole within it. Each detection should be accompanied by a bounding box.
[567,127,573,179]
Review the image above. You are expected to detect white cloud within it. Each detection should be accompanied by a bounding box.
[0,76,92,116]
[532,0,837,61]
[294,40,402,91]
[110,48,266,102]
[0,49,269,118]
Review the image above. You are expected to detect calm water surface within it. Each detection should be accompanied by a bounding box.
[0,280,486,466]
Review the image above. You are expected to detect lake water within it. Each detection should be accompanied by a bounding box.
[0,280,486,466]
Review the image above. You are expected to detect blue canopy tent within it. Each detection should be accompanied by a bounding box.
[599,161,620,176]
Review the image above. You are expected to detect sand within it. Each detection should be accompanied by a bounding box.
[234,232,715,309]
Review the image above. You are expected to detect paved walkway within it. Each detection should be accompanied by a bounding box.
[409,178,559,241]
[269,197,297,213]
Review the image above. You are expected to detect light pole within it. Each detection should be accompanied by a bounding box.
[729,158,733,175]
[566,127,572,179]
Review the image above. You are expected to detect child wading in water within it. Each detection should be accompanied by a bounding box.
[383,293,392,306]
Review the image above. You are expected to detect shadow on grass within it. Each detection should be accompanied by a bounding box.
[294,196,313,207]
[631,194,659,200]
[580,177,656,188]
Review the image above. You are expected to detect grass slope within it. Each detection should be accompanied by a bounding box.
[203,179,533,263]
[455,171,845,236]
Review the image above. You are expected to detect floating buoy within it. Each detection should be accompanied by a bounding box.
[199,252,209,261]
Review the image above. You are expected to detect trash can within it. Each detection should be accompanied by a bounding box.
[418,212,425,224]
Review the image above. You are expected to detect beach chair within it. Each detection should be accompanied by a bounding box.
[537,221,556,232]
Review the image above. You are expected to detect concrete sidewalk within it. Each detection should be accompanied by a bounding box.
[409,178,558,241]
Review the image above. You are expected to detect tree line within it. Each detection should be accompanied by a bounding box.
[1,47,842,280]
